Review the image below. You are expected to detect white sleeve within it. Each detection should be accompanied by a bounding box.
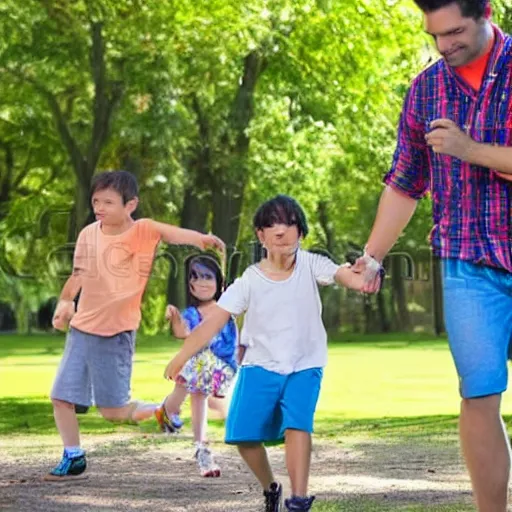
[308,251,341,286]
[217,272,250,316]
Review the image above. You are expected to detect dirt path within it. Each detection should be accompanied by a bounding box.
[0,434,473,511]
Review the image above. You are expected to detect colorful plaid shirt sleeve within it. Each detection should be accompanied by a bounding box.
[384,82,430,200]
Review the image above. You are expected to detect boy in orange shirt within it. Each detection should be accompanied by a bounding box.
[45,170,224,481]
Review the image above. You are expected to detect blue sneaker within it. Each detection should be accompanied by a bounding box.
[264,482,282,512]
[285,495,315,511]
[44,451,87,481]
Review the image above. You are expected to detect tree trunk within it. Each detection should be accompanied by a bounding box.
[211,51,266,248]
[377,290,391,332]
[391,256,410,330]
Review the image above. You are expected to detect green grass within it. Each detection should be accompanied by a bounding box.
[3,332,511,510]
[314,501,475,511]
[3,331,510,437]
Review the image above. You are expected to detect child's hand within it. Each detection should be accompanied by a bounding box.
[200,233,225,253]
[165,304,180,322]
[52,300,75,331]
[164,352,187,381]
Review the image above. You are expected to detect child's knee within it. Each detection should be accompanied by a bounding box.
[51,398,75,410]
[237,442,263,453]
[98,407,126,422]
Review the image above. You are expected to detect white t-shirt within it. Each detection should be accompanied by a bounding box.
[217,249,340,375]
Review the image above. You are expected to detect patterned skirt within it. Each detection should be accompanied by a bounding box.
[176,349,236,397]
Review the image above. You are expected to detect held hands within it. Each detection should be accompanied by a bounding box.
[351,252,382,294]
[52,300,75,331]
[425,119,476,161]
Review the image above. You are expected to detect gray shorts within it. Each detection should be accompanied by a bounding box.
[51,328,135,408]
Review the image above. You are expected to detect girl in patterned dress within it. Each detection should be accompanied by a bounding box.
[155,254,243,477]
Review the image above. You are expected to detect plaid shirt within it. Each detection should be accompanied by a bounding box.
[385,27,512,271]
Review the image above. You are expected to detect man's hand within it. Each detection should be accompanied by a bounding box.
[351,253,382,294]
[425,119,476,161]
[52,300,75,331]
[164,351,187,381]
[200,234,225,253]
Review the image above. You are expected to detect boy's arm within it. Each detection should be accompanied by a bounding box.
[334,264,365,292]
[52,275,81,331]
[149,220,225,253]
[59,274,81,301]
[164,305,232,380]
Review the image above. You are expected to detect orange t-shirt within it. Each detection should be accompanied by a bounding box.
[70,218,162,336]
[454,34,494,91]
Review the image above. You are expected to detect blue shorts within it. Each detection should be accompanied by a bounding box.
[442,259,512,399]
[225,366,323,444]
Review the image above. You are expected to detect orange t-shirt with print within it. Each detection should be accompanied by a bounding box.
[70,218,162,337]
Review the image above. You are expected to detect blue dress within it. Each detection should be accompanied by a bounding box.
[176,306,238,397]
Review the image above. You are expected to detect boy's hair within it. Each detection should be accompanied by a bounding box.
[90,171,139,205]
[413,0,487,18]
[253,195,309,238]
[185,254,224,307]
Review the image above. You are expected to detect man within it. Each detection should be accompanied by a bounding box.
[356,1,512,511]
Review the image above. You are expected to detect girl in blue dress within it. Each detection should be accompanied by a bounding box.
[155,254,242,477]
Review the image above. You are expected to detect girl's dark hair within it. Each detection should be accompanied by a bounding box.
[253,195,309,238]
[185,254,224,306]
[90,170,139,205]
[413,0,487,19]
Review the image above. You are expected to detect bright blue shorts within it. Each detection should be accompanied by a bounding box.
[442,259,512,399]
[225,366,323,444]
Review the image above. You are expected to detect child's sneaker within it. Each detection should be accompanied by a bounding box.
[155,406,183,434]
[195,445,221,477]
[285,495,315,511]
[264,482,282,512]
[44,451,87,481]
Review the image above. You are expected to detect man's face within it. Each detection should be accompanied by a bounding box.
[425,2,489,67]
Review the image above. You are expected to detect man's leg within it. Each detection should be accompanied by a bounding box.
[442,259,512,512]
[460,395,510,512]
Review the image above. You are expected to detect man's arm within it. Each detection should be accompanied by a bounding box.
[364,186,418,262]
[164,305,232,380]
[467,144,512,175]
[426,118,512,174]
[149,220,225,252]
[352,186,418,293]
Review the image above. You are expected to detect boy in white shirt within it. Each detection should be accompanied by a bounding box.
[165,195,367,511]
